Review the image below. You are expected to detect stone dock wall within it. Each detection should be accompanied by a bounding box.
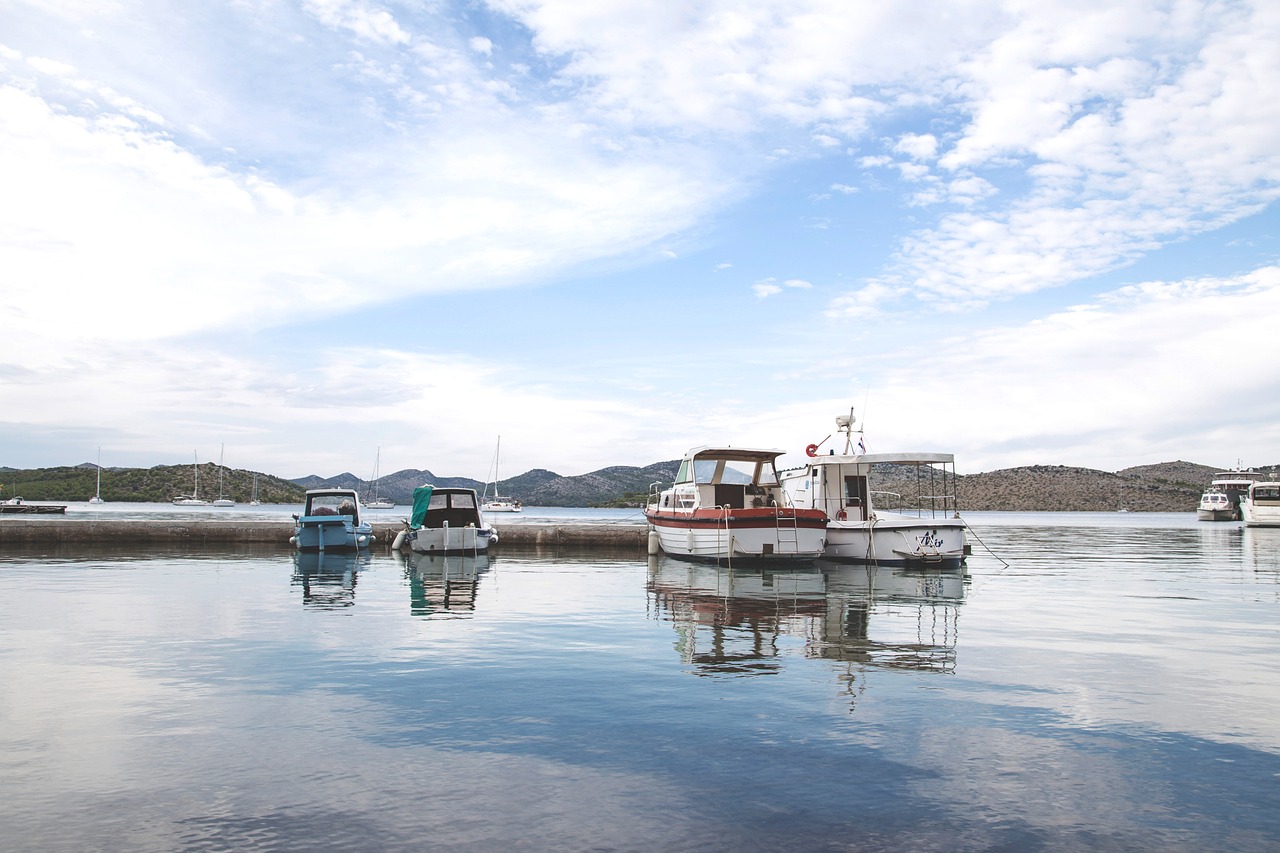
[0,519,650,550]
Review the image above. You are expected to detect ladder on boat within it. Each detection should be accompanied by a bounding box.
[775,506,800,553]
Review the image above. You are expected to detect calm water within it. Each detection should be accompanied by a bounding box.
[2,512,1279,851]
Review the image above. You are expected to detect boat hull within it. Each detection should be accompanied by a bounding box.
[405,525,495,555]
[1197,508,1238,522]
[821,517,967,568]
[292,516,374,552]
[1241,505,1280,527]
[645,507,827,562]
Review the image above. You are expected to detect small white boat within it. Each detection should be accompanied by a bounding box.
[1241,478,1280,527]
[89,447,105,504]
[481,436,522,512]
[1196,466,1262,521]
[249,473,262,506]
[644,446,828,562]
[212,444,236,507]
[291,488,375,552]
[173,451,210,506]
[393,486,497,555]
[780,410,967,568]
[364,447,395,508]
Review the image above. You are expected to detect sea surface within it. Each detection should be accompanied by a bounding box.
[2,510,1279,851]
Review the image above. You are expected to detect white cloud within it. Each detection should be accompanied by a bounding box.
[753,280,783,298]
[303,0,411,45]
[861,266,1280,472]
[894,132,937,161]
[469,36,494,55]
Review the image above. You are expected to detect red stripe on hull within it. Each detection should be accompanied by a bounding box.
[645,508,827,530]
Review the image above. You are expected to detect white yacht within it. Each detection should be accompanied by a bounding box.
[1240,478,1280,527]
[1196,466,1262,521]
[780,411,967,568]
[644,446,828,562]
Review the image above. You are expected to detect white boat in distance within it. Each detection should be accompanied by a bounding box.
[173,452,210,506]
[1241,478,1280,527]
[1197,466,1262,521]
[481,436,522,512]
[393,486,497,555]
[779,410,967,568]
[89,446,105,504]
[365,447,395,509]
[213,444,235,507]
[291,488,375,552]
[644,446,828,563]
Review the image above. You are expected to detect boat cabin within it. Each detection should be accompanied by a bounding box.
[781,452,959,522]
[302,489,363,525]
[417,488,486,528]
[655,448,790,512]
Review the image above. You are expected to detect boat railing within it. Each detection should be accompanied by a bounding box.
[870,490,958,518]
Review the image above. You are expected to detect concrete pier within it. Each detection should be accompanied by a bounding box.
[0,518,650,550]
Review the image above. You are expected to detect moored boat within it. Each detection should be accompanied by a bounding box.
[1241,478,1280,528]
[393,486,497,555]
[290,488,375,552]
[364,447,395,508]
[481,436,522,512]
[644,446,828,562]
[172,452,210,506]
[1197,466,1262,521]
[779,411,967,568]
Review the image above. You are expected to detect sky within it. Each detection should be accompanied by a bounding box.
[2,0,1279,481]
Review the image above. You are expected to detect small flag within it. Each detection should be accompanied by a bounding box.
[858,437,866,453]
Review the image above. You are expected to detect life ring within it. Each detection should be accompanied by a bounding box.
[836,510,847,521]
[805,443,819,457]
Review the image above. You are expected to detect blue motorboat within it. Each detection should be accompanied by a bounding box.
[291,488,375,552]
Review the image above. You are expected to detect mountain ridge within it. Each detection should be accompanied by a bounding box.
[3,459,1277,510]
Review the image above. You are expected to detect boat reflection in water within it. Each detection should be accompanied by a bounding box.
[646,556,966,691]
[291,551,372,609]
[1243,525,1280,583]
[400,550,492,618]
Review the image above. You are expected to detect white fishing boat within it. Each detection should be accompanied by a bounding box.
[481,436,522,512]
[213,444,236,507]
[644,446,828,562]
[1241,478,1280,527]
[172,452,210,506]
[393,486,497,555]
[779,410,967,568]
[88,447,105,504]
[364,447,395,509]
[1196,466,1262,521]
[290,488,375,552]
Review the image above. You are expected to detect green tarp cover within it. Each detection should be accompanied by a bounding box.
[409,485,433,529]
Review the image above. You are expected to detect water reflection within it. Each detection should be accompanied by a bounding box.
[1243,526,1280,580]
[646,556,966,682]
[400,550,492,618]
[818,562,964,671]
[290,551,371,609]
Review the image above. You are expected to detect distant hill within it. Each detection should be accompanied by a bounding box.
[955,461,1278,512]
[291,462,681,507]
[4,458,1277,510]
[0,464,305,504]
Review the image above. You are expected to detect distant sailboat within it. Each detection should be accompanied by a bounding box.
[365,447,395,508]
[88,446,105,504]
[481,436,522,513]
[173,452,210,506]
[250,473,262,506]
[213,444,236,507]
